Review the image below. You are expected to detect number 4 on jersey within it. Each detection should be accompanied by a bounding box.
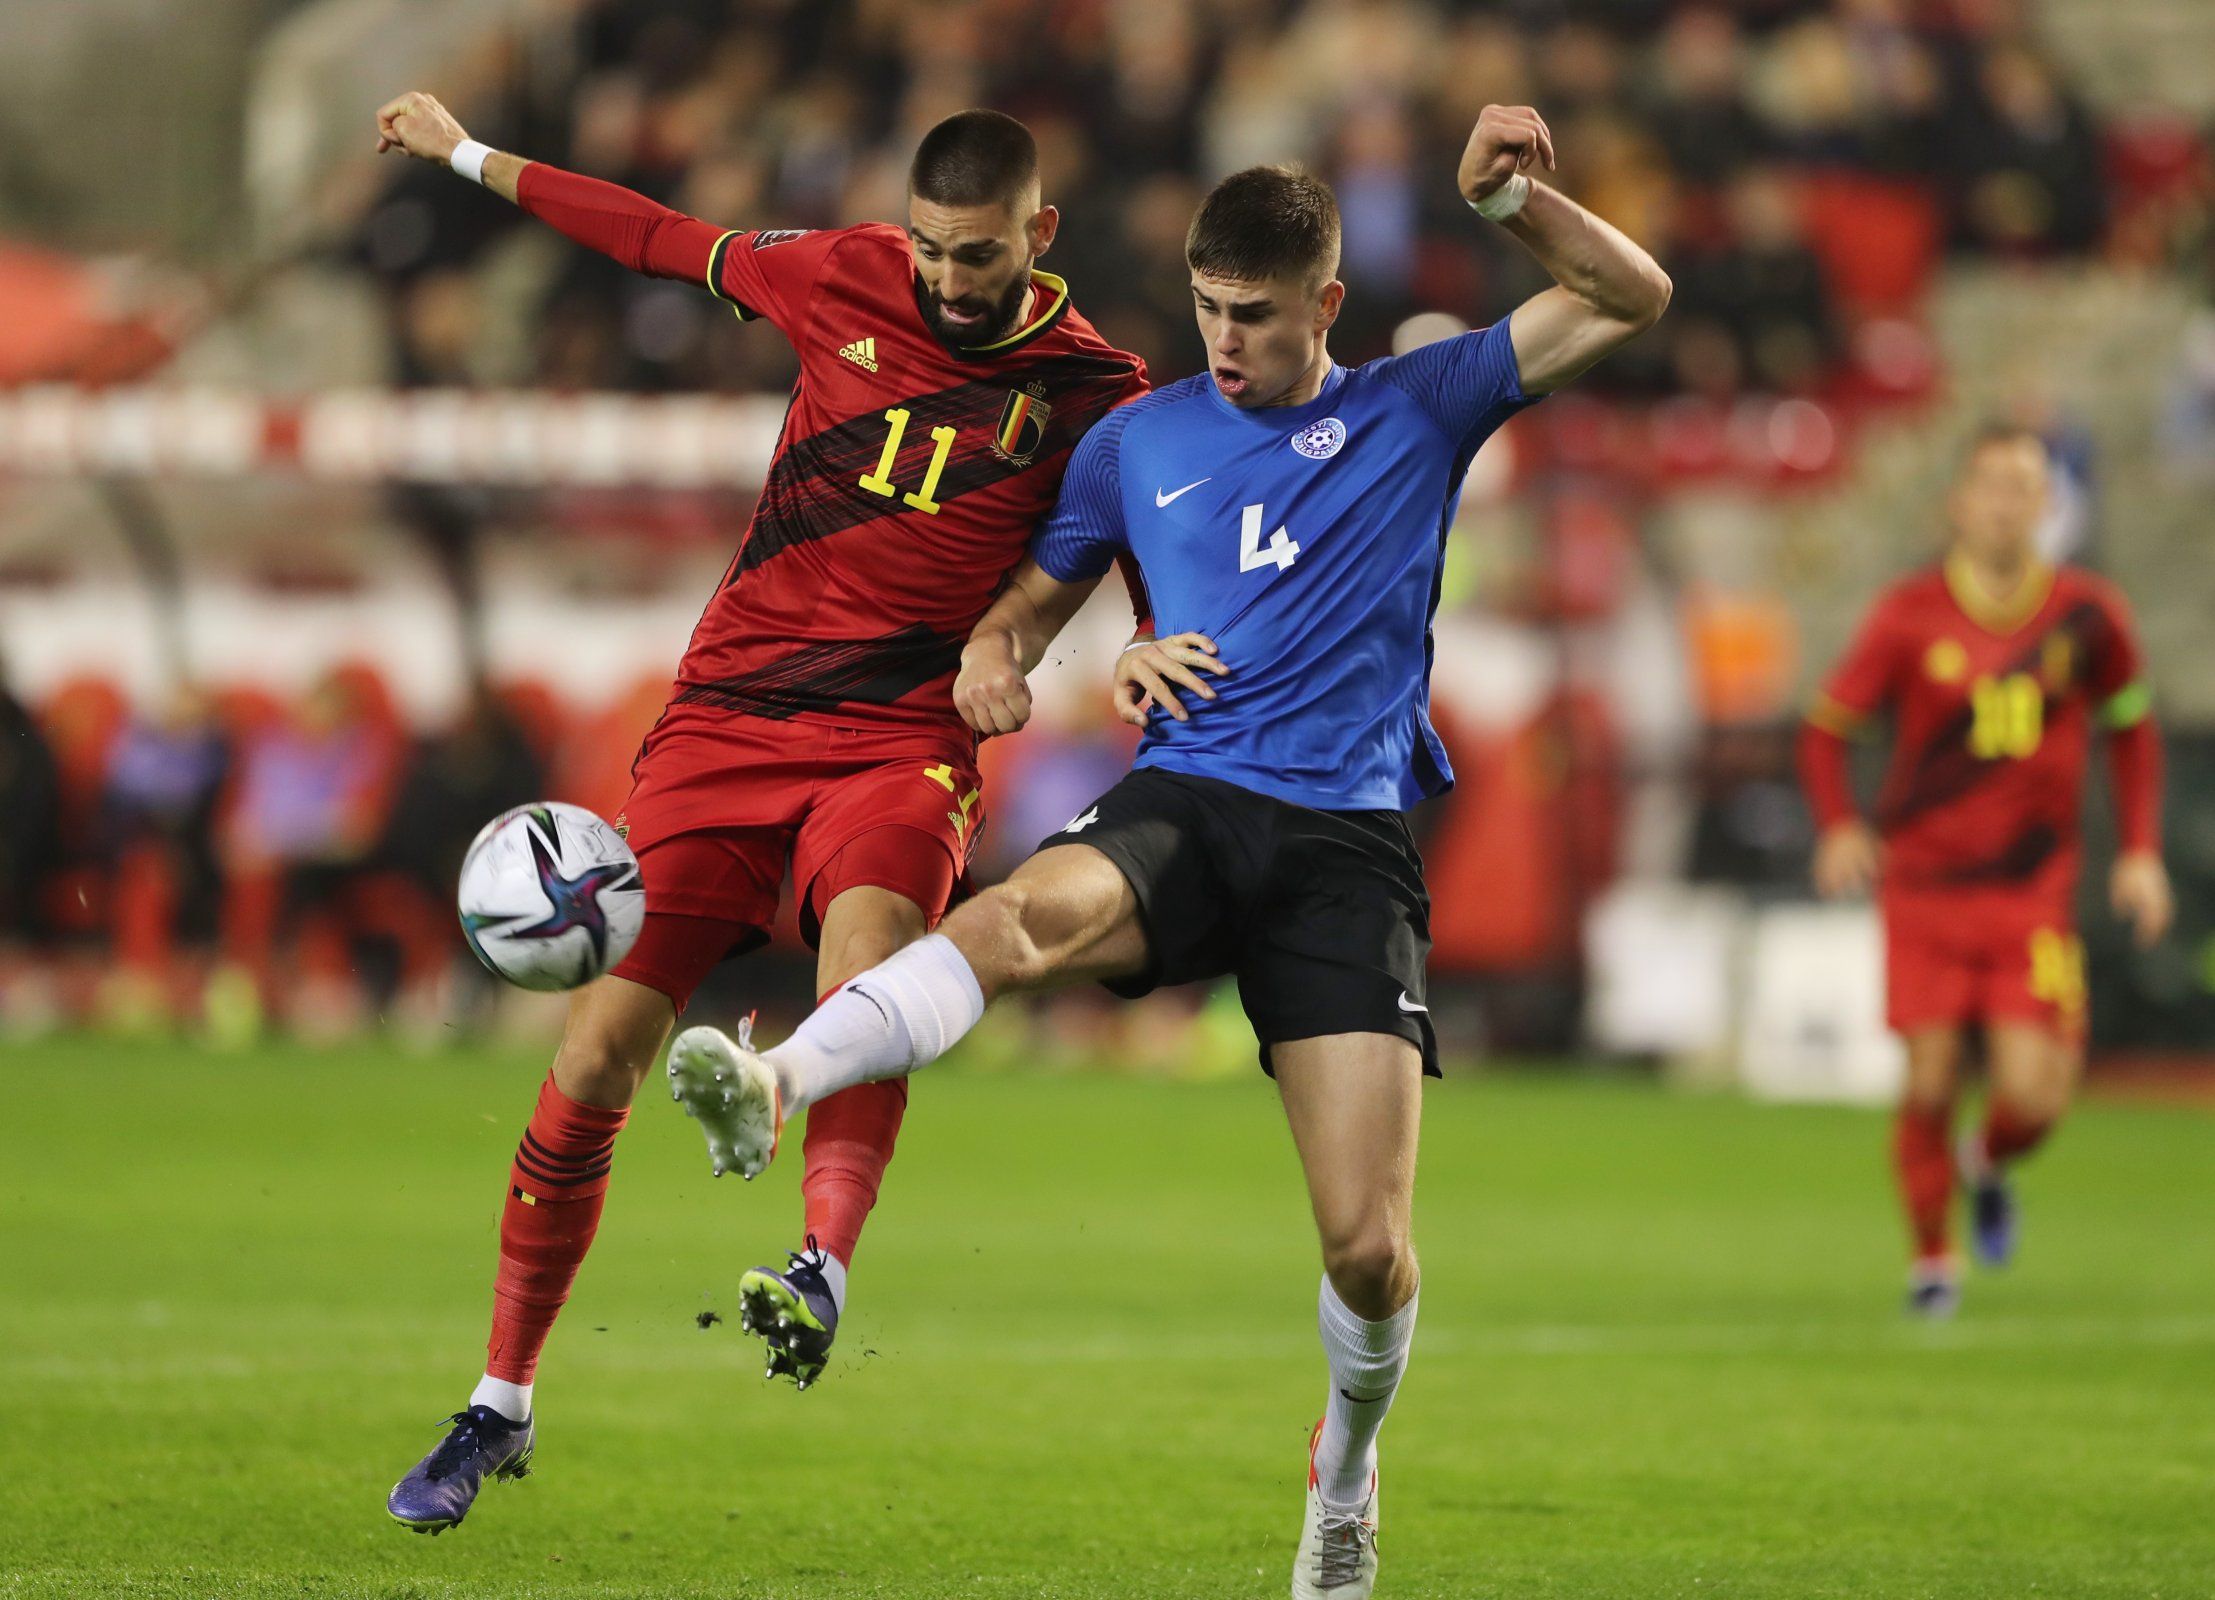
[1239,503,1301,574]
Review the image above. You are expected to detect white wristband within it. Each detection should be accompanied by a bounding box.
[1469,172,1531,223]
[451,139,494,186]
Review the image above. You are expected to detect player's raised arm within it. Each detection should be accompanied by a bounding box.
[375,90,725,285]
[1456,105,1672,395]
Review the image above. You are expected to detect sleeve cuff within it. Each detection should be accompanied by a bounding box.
[703,230,761,320]
[1805,694,1869,738]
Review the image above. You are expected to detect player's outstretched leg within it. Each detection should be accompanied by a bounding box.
[388,974,673,1533]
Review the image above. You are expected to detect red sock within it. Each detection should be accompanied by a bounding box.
[1893,1104,1955,1264]
[801,1078,908,1267]
[485,1073,630,1384]
[1979,1101,2053,1167]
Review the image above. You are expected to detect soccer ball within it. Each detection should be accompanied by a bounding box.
[457,802,645,991]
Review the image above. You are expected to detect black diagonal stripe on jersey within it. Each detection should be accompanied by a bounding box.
[673,624,964,720]
[1924,823,2064,885]
[728,352,1133,584]
[1876,598,2107,877]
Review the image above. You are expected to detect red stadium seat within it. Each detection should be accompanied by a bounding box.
[1795,174,1943,315]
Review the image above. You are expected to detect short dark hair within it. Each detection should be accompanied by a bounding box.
[909,109,1039,210]
[1186,165,1342,288]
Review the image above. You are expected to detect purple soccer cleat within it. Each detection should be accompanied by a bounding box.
[738,1239,842,1389]
[386,1405,535,1533]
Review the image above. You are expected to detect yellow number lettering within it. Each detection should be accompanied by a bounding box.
[1968,673,2043,759]
[858,407,910,498]
[902,425,958,514]
[857,408,955,514]
[2027,929,2085,1014]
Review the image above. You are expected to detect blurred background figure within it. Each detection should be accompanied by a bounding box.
[0,648,64,1023]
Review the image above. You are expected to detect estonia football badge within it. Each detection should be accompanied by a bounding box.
[993,381,1052,468]
[1291,416,1347,459]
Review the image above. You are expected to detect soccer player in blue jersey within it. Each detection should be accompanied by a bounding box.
[669,105,1667,1598]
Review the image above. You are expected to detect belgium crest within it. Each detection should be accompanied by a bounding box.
[992,381,1052,468]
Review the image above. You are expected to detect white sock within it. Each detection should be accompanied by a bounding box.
[814,1248,849,1317]
[765,934,985,1114]
[1313,1276,1418,1509]
[470,1374,533,1423]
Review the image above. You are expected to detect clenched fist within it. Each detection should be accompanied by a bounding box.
[1458,104,1557,205]
[376,91,470,164]
[955,632,1034,737]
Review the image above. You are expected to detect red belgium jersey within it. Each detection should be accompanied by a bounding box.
[1807,557,2150,900]
[669,223,1146,731]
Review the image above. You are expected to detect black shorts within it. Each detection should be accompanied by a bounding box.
[1038,767,1438,1076]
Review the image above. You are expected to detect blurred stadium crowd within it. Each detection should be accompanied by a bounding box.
[359,0,2132,402]
[4,0,2213,1048]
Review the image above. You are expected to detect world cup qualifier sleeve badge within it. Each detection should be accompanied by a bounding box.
[991,382,1053,468]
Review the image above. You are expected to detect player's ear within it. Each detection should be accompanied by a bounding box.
[1027,203,1060,258]
[1315,279,1345,332]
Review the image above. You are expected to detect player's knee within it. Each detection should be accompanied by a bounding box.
[552,1019,656,1105]
[1994,1084,2066,1130]
[961,882,1057,993]
[1320,1224,1412,1318]
[1900,1083,1954,1118]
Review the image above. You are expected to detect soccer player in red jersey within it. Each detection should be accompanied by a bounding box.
[1799,428,2172,1317]
[372,92,1145,1530]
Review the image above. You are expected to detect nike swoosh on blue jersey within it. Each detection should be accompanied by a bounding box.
[1154,477,1210,507]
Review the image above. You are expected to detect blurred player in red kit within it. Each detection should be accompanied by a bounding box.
[1800,428,2171,1318]
[372,91,1145,1530]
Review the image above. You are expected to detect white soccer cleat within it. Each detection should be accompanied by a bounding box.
[665,1019,784,1180]
[1293,1419,1380,1598]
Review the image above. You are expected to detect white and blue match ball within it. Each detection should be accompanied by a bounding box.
[457,801,645,991]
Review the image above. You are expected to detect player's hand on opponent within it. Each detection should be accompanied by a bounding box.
[1812,820,1880,899]
[1112,633,1228,727]
[1458,104,1557,205]
[955,633,1033,737]
[2110,850,2174,948]
[375,91,469,164]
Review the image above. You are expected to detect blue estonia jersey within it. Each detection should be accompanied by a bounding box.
[1030,318,1540,812]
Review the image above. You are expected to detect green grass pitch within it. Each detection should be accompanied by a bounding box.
[3,1037,2211,1599]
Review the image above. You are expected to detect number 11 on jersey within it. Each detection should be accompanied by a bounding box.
[860,407,957,514]
[1239,503,1301,573]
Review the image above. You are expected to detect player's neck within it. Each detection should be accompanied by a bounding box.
[1952,545,2040,600]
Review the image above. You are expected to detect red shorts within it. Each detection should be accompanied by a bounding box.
[1882,883,2086,1041]
[607,712,984,1007]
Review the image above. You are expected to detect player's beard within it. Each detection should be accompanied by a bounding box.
[920,269,1034,350]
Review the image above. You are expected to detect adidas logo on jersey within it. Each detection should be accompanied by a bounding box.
[839,336,880,372]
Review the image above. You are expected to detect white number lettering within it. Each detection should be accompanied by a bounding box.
[1238,502,1301,574]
